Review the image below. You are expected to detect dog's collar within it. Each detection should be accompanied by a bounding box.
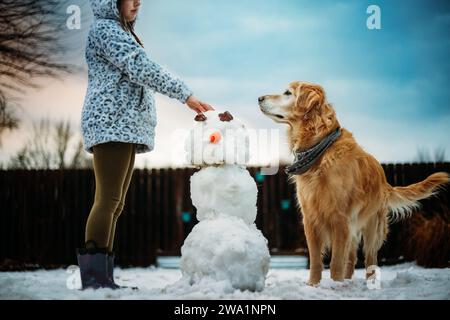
[285,127,342,175]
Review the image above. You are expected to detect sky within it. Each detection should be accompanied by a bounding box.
[1,0,449,168]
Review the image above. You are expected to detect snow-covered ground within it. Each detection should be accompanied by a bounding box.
[0,263,449,300]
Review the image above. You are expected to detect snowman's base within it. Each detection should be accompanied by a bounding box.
[180,216,270,292]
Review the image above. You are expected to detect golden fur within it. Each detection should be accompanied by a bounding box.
[259,81,450,285]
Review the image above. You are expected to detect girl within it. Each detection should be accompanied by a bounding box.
[77,0,213,290]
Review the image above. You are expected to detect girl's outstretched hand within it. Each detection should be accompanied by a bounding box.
[186,95,214,113]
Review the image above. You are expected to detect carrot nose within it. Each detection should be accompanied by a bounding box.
[209,131,222,143]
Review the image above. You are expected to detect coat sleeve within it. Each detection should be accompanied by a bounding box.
[93,20,193,103]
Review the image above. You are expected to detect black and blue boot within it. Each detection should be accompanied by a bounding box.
[76,247,115,289]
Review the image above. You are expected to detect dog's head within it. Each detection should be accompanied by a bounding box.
[258,81,338,133]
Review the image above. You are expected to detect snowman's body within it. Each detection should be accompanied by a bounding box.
[181,111,270,291]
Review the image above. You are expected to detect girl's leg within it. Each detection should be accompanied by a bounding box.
[85,142,134,248]
[107,144,136,252]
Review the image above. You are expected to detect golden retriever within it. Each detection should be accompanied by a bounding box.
[258,81,449,285]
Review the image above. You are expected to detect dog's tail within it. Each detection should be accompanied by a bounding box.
[386,172,449,222]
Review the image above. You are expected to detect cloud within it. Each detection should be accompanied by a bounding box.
[2,0,450,167]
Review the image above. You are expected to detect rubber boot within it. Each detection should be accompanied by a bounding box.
[76,247,117,289]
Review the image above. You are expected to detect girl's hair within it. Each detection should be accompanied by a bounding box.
[116,0,144,47]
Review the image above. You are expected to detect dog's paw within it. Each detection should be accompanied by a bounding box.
[306,279,321,287]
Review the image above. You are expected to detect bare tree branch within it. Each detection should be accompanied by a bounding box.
[55,119,71,169]
[0,0,76,142]
[7,117,92,169]
[0,91,19,146]
[415,147,447,163]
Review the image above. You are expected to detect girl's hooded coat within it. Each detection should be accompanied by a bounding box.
[81,0,192,154]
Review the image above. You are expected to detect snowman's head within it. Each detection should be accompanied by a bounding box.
[185,110,250,166]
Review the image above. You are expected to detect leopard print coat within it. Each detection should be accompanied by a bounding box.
[81,0,192,154]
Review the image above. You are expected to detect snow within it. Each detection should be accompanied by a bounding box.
[180,217,270,292]
[0,263,448,299]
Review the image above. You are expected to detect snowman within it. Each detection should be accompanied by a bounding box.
[180,110,270,292]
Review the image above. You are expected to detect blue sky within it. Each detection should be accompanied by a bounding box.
[123,0,450,162]
[2,0,449,167]
[134,0,450,118]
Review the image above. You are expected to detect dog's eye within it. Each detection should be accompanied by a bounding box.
[284,90,292,96]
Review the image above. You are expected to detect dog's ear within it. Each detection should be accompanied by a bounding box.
[295,84,325,114]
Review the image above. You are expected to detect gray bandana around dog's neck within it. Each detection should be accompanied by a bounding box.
[285,127,342,175]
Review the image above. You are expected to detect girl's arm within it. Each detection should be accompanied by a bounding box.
[93,20,192,103]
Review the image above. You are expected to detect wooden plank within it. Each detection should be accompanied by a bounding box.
[21,169,30,263]
[163,168,171,252]
[267,172,277,250]
[277,168,287,249]
[135,170,143,266]
[0,170,6,262]
[6,171,16,262]
[154,168,162,254]
[384,163,395,185]
[70,169,80,264]
[27,169,35,263]
[129,169,137,265]
[161,168,169,253]
[146,168,156,265]
[176,169,183,252]
[261,169,271,248]
[55,170,63,265]
[183,167,197,242]
[181,168,190,242]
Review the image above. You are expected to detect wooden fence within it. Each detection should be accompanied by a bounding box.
[0,163,449,270]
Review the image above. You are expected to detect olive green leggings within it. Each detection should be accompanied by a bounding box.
[85,142,136,252]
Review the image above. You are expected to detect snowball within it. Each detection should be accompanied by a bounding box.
[182,111,269,292]
[180,216,270,292]
[185,110,250,166]
[190,164,258,224]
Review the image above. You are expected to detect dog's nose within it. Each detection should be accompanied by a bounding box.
[258,96,265,102]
